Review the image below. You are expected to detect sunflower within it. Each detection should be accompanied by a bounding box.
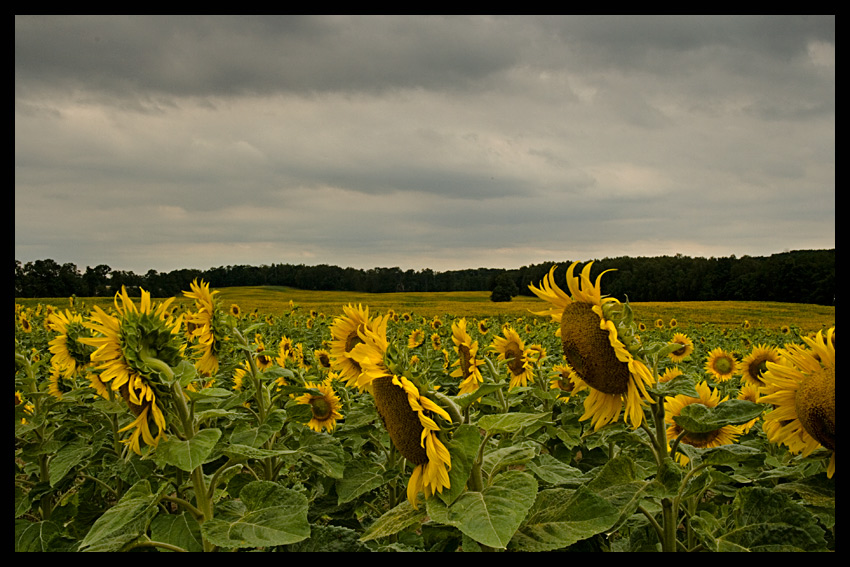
[183,279,224,377]
[549,362,577,403]
[704,348,738,382]
[529,262,655,430]
[490,326,535,390]
[668,332,694,363]
[449,318,484,395]
[349,316,452,508]
[295,379,344,433]
[665,381,743,464]
[658,366,683,384]
[740,344,781,387]
[47,309,96,378]
[329,304,378,388]
[759,328,835,477]
[19,313,33,333]
[408,329,425,349]
[314,348,332,370]
[81,286,183,454]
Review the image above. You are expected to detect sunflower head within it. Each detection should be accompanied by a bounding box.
[740,344,781,387]
[329,304,382,387]
[529,262,655,430]
[296,379,343,433]
[47,309,96,377]
[760,328,835,475]
[704,347,738,382]
[668,332,694,363]
[490,326,534,389]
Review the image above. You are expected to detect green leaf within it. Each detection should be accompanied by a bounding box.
[427,470,537,549]
[359,499,428,542]
[336,458,385,505]
[155,428,222,472]
[673,399,764,433]
[438,424,482,506]
[224,443,297,460]
[454,383,505,410]
[294,429,346,479]
[201,481,310,548]
[150,512,203,552]
[79,480,165,551]
[483,441,538,480]
[509,486,621,551]
[477,412,549,434]
[690,443,766,467]
[717,487,828,551]
[49,439,91,487]
[526,454,584,487]
[15,519,63,552]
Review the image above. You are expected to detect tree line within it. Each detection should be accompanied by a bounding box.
[15,249,834,305]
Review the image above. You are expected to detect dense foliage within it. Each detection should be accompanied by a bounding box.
[16,249,834,305]
[15,277,835,552]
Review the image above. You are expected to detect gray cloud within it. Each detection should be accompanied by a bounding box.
[15,15,834,274]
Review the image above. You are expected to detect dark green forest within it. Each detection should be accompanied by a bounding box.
[15,249,834,305]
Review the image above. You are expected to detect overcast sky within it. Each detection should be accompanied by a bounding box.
[15,15,835,275]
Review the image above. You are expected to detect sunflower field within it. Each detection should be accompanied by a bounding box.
[15,263,835,552]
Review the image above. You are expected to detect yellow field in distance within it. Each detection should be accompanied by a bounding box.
[18,286,834,332]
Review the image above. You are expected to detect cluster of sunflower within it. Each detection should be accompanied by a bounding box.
[529,261,836,478]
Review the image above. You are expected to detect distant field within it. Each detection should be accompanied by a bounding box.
[17,286,835,332]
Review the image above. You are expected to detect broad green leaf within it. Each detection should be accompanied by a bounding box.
[336,458,385,505]
[150,512,203,552]
[526,453,584,487]
[294,432,346,479]
[427,470,537,549]
[509,486,621,551]
[224,443,297,460]
[690,443,766,466]
[15,519,63,552]
[477,412,549,434]
[80,480,165,551]
[359,499,428,542]
[454,383,505,410]
[483,441,538,480]
[155,428,222,472]
[673,399,764,434]
[438,424,482,506]
[717,487,828,551]
[652,373,699,398]
[49,439,91,487]
[201,481,310,548]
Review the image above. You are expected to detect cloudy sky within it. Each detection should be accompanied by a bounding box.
[15,15,834,275]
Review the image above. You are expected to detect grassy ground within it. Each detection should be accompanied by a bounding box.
[17,286,835,332]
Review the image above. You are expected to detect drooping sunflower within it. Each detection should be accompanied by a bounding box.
[704,347,739,382]
[295,378,344,433]
[759,328,835,478]
[81,286,183,454]
[349,316,452,508]
[665,381,743,464]
[183,279,224,377]
[529,262,655,430]
[490,326,535,390]
[668,332,694,364]
[740,344,781,387]
[47,309,96,378]
[449,318,484,395]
